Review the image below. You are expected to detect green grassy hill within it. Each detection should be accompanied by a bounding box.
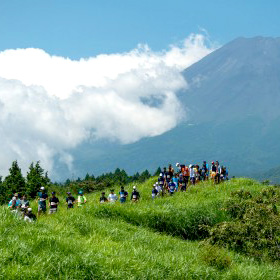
[1,178,280,279]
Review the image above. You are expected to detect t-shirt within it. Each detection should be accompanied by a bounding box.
[168,182,176,192]
[131,191,140,200]
[38,192,48,206]
[119,191,128,198]
[108,194,118,202]
[49,197,59,208]
[158,176,164,185]
[66,196,75,207]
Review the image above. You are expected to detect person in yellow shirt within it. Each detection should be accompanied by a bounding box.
[77,190,87,207]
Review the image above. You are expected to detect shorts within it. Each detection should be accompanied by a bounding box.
[49,208,57,214]
[120,197,126,203]
[38,204,47,212]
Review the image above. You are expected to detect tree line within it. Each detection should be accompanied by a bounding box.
[0,161,158,204]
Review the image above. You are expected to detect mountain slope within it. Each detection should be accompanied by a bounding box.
[67,37,280,180]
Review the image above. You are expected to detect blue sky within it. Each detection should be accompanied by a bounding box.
[0,0,279,59]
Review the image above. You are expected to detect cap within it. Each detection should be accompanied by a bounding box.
[176,163,180,167]
[51,191,56,195]
[155,182,158,185]
[133,186,136,189]
[159,173,163,176]
[67,192,71,195]
[40,187,45,190]
[153,184,156,187]
[78,190,83,195]
[27,208,32,212]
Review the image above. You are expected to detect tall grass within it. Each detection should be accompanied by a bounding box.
[1,178,280,279]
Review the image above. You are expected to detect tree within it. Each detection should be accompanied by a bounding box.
[3,160,26,197]
[139,170,151,182]
[153,167,162,176]
[0,175,8,204]
[26,161,49,198]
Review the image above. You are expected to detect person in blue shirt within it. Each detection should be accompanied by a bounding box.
[168,179,176,195]
[119,186,128,203]
[8,193,21,215]
[173,174,179,191]
[201,161,209,181]
[37,186,48,217]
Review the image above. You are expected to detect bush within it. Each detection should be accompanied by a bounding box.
[207,186,280,261]
[200,244,232,270]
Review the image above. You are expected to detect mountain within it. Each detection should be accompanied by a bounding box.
[254,166,280,184]
[65,37,280,180]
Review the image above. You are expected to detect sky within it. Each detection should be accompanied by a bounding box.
[0,0,279,59]
[0,0,279,179]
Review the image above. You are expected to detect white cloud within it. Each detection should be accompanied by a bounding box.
[0,34,214,178]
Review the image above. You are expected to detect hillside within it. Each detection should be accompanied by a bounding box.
[2,178,280,279]
[65,36,280,180]
[254,165,280,184]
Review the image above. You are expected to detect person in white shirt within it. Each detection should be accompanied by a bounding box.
[189,165,196,185]
[108,190,118,203]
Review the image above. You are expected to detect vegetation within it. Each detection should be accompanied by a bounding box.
[2,170,280,279]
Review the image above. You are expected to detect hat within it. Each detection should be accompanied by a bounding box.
[14,193,18,196]
[155,182,158,185]
[67,192,71,195]
[78,190,83,195]
[133,186,136,189]
[27,208,32,212]
[153,184,156,187]
[159,173,163,176]
[176,163,180,167]
[40,186,45,190]
[51,191,56,195]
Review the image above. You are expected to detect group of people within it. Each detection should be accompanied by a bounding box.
[99,185,140,204]
[8,161,228,220]
[8,187,87,222]
[152,161,229,197]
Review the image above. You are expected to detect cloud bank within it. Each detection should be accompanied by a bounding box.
[0,34,214,178]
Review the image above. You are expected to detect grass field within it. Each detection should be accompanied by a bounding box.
[1,178,280,279]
